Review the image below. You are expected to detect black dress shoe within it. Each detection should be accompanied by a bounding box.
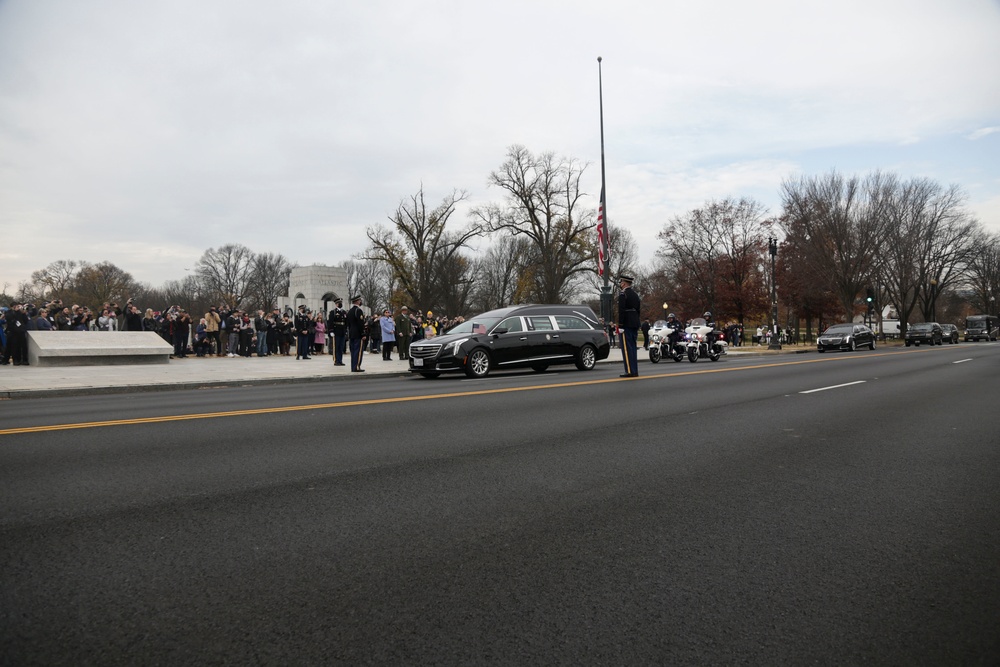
[619,373,631,378]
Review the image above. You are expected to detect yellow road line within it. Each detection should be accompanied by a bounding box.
[0,350,910,436]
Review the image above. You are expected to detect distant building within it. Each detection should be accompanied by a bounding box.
[277,265,349,317]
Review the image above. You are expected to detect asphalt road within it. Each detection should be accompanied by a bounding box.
[2,344,999,665]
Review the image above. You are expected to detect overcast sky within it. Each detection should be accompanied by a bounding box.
[2,0,999,294]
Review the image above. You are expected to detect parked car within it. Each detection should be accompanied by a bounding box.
[905,322,943,346]
[939,323,960,344]
[817,323,876,352]
[407,304,611,379]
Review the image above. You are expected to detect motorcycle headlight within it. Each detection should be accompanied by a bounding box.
[651,334,661,343]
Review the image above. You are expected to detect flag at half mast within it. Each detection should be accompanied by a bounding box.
[597,186,610,276]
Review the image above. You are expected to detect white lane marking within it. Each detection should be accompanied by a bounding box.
[953,359,973,364]
[800,380,866,394]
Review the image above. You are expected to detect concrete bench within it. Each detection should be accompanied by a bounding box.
[27,331,174,366]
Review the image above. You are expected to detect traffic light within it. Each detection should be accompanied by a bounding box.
[866,287,874,304]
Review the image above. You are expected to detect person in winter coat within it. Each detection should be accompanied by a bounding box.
[194,318,210,357]
[313,314,327,355]
[379,310,396,360]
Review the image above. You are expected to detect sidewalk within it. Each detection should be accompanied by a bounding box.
[0,345,806,399]
[0,352,412,399]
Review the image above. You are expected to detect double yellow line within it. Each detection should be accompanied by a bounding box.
[0,352,905,436]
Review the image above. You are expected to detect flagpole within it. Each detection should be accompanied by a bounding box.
[597,56,611,332]
[597,56,612,330]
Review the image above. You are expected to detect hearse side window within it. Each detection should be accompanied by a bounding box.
[527,316,554,331]
[497,317,523,333]
[554,316,589,330]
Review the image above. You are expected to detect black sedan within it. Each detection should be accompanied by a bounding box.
[905,322,943,346]
[407,304,611,379]
[940,323,960,344]
[816,323,876,352]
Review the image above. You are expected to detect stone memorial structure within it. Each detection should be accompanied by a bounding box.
[277,264,350,316]
[27,331,174,366]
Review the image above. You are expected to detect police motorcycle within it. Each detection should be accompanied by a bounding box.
[648,319,686,363]
[685,315,727,363]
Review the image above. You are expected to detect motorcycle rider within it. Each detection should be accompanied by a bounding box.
[703,311,718,348]
[665,312,683,350]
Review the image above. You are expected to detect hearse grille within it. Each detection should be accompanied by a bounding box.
[409,344,442,359]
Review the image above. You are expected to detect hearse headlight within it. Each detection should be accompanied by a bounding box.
[444,338,469,356]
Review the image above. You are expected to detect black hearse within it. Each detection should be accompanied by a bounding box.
[408,304,611,379]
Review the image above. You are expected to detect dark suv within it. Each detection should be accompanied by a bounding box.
[408,304,611,379]
[904,322,943,346]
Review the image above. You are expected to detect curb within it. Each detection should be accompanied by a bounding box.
[0,369,414,400]
[0,348,815,400]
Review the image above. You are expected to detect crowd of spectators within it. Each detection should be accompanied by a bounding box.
[363,310,463,355]
[1,298,465,365]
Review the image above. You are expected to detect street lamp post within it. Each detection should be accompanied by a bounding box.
[930,279,938,322]
[768,237,781,350]
[662,302,668,321]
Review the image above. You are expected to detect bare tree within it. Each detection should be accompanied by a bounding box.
[473,145,596,303]
[436,252,476,317]
[14,280,44,304]
[366,186,481,315]
[916,185,979,321]
[658,199,765,317]
[347,257,392,313]
[775,219,841,339]
[150,275,212,316]
[195,244,256,309]
[780,171,892,321]
[468,236,533,312]
[1,281,15,305]
[73,261,139,307]
[705,197,771,323]
[30,260,81,301]
[876,178,979,329]
[248,252,295,311]
[965,230,1000,314]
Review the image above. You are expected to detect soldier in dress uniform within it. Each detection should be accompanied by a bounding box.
[346,295,367,372]
[294,305,313,360]
[328,298,347,366]
[617,274,641,377]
